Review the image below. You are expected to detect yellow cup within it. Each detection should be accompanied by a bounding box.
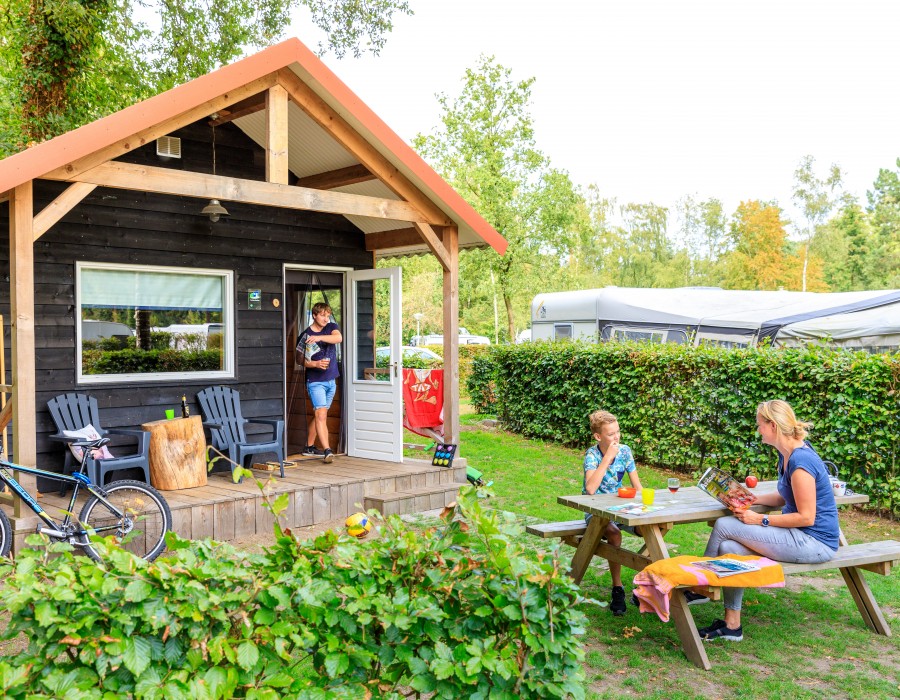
[641,489,655,506]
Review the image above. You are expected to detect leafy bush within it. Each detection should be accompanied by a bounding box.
[468,341,900,515]
[0,486,588,698]
[83,349,222,374]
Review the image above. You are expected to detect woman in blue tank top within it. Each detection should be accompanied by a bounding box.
[698,400,840,642]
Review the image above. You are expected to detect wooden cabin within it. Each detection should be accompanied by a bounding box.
[0,38,506,511]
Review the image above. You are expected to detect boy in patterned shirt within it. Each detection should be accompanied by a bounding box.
[583,410,644,615]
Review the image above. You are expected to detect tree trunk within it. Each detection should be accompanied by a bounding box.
[801,244,809,292]
[504,293,515,342]
[135,308,152,350]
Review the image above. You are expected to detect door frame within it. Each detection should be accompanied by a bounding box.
[282,263,352,454]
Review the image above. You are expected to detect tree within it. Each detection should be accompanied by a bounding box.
[813,199,874,291]
[791,155,843,292]
[867,159,900,288]
[723,200,792,290]
[414,56,583,340]
[0,0,412,152]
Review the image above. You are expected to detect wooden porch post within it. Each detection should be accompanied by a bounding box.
[442,226,460,445]
[265,84,289,185]
[9,181,36,468]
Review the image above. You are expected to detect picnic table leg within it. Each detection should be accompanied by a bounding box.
[642,523,712,671]
[839,566,892,636]
[568,516,609,584]
[837,531,892,636]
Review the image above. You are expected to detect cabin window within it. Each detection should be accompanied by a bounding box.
[610,328,665,344]
[554,324,574,341]
[76,262,234,384]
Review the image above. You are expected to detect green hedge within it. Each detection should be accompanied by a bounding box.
[468,342,900,515]
[0,487,588,699]
[83,349,222,374]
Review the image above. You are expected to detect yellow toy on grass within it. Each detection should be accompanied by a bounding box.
[345,512,373,538]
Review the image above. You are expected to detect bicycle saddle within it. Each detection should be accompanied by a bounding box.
[70,437,111,450]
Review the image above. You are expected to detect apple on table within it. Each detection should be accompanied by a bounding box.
[745,474,758,488]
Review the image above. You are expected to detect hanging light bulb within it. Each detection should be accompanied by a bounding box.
[201,115,229,222]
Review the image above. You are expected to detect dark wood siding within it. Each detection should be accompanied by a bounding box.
[0,120,373,476]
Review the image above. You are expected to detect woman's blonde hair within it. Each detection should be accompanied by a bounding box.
[756,400,811,440]
[589,410,618,435]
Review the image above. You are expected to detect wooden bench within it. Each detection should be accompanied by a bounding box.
[526,519,587,547]
[529,521,900,630]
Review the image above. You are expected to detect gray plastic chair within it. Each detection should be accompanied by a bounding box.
[197,386,284,482]
[47,393,151,493]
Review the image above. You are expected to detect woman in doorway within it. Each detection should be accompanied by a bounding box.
[296,302,342,463]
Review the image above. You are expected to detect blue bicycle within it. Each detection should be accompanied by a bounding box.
[0,437,171,561]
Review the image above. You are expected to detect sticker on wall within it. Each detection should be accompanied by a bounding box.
[248,289,261,310]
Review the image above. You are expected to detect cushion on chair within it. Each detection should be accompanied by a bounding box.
[62,424,115,461]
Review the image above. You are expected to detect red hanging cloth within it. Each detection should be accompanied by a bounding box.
[402,368,444,429]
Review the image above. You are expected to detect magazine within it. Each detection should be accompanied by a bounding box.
[302,335,321,361]
[605,503,665,515]
[697,466,757,511]
[693,558,761,577]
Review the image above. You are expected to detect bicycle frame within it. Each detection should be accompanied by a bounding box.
[0,458,127,539]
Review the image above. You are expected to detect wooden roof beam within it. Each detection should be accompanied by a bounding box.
[413,221,450,270]
[33,182,97,240]
[43,74,279,182]
[276,68,453,228]
[210,95,267,125]
[365,227,419,251]
[296,165,375,190]
[57,160,431,223]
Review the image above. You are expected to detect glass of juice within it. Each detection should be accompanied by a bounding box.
[641,488,655,506]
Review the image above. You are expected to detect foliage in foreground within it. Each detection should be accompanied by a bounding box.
[468,341,900,515]
[0,486,588,699]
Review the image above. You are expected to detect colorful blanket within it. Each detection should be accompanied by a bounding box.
[633,554,785,622]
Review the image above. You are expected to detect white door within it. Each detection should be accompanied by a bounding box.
[346,267,402,461]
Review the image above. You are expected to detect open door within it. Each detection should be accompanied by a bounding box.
[346,267,402,461]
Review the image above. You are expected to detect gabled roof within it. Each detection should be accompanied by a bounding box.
[0,37,507,255]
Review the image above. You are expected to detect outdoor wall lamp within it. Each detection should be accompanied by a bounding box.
[201,115,230,223]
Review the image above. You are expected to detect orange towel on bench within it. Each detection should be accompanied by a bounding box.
[633,555,785,622]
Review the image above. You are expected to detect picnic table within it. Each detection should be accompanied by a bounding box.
[553,482,897,670]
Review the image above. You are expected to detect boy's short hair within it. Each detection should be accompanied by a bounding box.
[589,410,618,435]
[311,302,332,317]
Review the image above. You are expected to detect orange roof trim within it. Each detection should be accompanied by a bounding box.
[0,38,507,255]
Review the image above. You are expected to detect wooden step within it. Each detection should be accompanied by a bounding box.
[364,482,464,516]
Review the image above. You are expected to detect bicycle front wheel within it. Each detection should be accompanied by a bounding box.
[0,506,11,558]
[79,480,172,562]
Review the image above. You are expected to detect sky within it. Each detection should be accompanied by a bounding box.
[288,0,900,236]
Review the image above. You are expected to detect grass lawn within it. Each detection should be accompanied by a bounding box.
[407,411,900,700]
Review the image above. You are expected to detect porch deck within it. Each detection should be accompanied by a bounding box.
[4,455,467,554]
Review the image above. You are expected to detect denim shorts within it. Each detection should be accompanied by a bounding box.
[307,380,336,410]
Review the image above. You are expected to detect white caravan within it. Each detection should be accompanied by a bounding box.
[530,287,900,351]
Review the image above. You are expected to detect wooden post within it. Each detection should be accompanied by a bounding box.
[442,226,459,446]
[266,85,289,185]
[9,182,36,480]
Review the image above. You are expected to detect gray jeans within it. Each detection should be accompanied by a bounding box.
[704,516,836,611]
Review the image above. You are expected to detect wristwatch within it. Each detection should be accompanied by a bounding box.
[761,516,770,527]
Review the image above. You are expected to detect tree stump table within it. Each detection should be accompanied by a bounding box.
[141,415,207,490]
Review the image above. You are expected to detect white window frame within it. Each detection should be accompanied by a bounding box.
[76,261,235,385]
[554,323,574,340]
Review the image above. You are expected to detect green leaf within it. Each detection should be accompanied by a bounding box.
[122,635,152,676]
[124,579,153,602]
[236,640,260,671]
[324,652,350,678]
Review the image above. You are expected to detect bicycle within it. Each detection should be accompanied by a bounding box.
[0,437,172,562]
